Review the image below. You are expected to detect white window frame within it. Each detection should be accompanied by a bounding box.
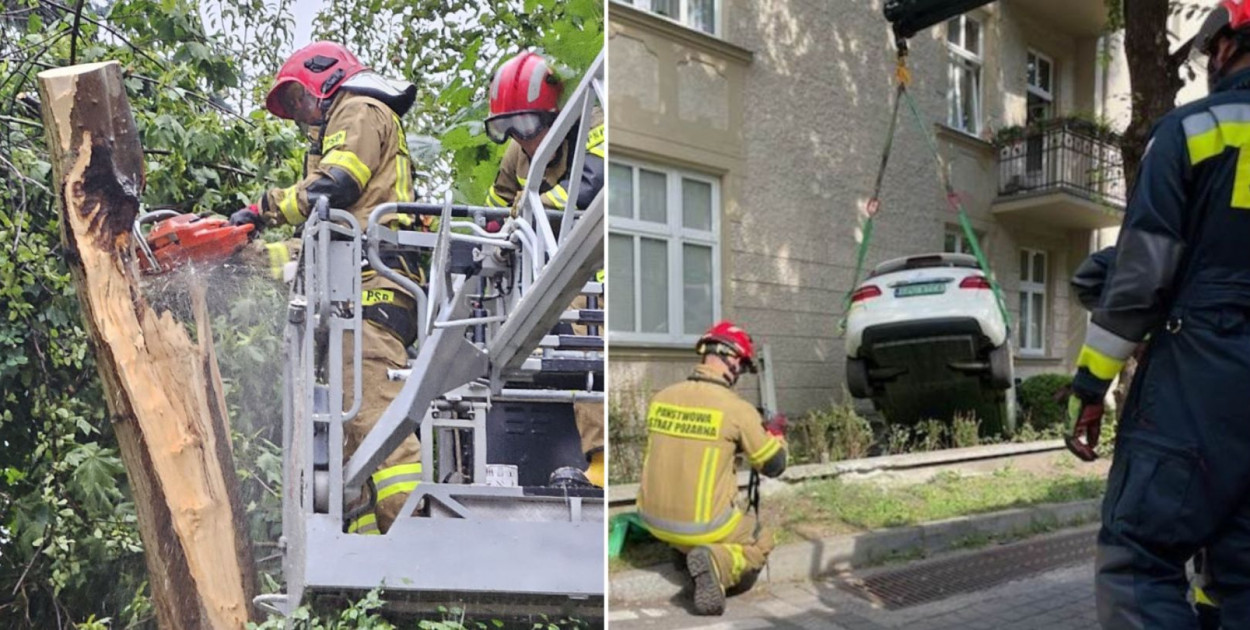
[615,0,721,37]
[943,224,984,255]
[1018,248,1047,356]
[1026,49,1055,103]
[946,14,984,135]
[609,158,722,346]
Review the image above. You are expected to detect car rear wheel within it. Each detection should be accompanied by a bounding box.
[988,343,1013,390]
[846,357,872,399]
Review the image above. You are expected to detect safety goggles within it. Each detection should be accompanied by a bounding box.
[485,112,555,144]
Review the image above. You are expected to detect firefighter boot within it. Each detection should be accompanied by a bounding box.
[687,546,726,615]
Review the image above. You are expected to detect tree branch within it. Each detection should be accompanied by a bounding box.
[142,148,256,178]
[68,0,84,64]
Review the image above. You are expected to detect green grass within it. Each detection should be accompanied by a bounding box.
[611,466,1105,573]
[787,468,1104,531]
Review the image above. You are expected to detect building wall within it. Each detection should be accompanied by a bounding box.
[609,0,1126,418]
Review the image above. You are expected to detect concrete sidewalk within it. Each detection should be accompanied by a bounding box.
[610,498,1100,605]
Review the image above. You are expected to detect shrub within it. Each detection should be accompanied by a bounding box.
[951,413,981,448]
[1019,373,1072,431]
[915,419,947,452]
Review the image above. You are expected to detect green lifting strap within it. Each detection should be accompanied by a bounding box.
[837,53,1012,334]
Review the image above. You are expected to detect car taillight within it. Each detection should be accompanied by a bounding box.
[851,285,882,303]
[960,275,991,289]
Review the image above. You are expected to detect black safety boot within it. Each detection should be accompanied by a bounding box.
[687,547,726,615]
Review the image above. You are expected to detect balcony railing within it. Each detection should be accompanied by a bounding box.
[996,120,1126,208]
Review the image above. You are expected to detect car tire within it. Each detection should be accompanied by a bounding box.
[988,343,1013,390]
[846,357,872,399]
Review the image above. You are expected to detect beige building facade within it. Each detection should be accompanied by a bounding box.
[608,0,1133,418]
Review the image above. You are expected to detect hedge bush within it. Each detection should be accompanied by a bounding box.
[1018,373,1072,431]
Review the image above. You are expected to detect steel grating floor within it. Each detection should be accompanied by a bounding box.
[835,528,1096,610]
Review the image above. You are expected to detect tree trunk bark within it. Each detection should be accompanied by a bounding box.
[36,61,258,630]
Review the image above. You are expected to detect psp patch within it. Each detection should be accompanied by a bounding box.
[647,403,723,441]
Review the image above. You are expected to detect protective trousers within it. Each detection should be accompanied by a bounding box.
[569,292,604,460]
[671,512,775,590]
[341,276,422,535]
[1097,306,1250,629]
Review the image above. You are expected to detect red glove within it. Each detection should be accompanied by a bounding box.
[1063,389,1105,462]
[486,220,502,233]
[764,412,788,437]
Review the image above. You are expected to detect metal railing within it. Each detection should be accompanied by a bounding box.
[996,121,1126,207]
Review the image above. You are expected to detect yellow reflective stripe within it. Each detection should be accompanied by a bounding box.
[394,155,413,203]
[372,462,422,483]
[265,242,290,280]
[393,114,410,156]
[645,510,743,547]
[487,186,508,208]
[595,269,605,283]
[588,145,605,159]
[727,544,747,583]
[517,176,528,186]
[1194,585,1217,607]
[322,130,347,153]
[694,447,717,523]
[346,512,380,535]
[748,437,782,467]
[543,190,567,209]
[1077,345,1126,381]
[322,149,373,187]
[278,185,304,225]
[586,124,604,150]
[377,479,417,502]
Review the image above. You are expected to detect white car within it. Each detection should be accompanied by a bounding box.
[844,253,1016,433]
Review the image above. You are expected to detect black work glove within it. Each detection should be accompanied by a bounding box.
[228,204,263,236]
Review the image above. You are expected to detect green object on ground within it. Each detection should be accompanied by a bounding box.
[609,512,654,558]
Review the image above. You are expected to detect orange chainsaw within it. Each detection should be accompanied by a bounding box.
[134,209,255,274]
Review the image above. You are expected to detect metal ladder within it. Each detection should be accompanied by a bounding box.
[260,51,605,618]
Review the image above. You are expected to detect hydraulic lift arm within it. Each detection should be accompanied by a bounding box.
[884,0,999,40]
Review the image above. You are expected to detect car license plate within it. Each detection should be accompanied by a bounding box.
[895,283,946,298]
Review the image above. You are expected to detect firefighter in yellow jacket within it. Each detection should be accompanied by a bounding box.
[229,41,421,535]
[638,321,789,616]
[484,51,606,487]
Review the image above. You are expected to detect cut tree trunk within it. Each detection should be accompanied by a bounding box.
[37,61,258,630]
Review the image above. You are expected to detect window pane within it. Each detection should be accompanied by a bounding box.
[682,178,713,231]
[1032,252,1046,283]
[949,62,962,128]
[609,233,636,332]
[609,163,633,219]
[683,244,714,335]
[1018,292,1029,348]
[1031,291,1045,350]
[639,169,668,224]
[640,238,669,333]
[652,0,677,18]
[1019,250,1029,281]
[1039,57,1052,93]
[947,17,962,46]
[959,62,979,132]
[965,17,980,56]
[689,0,715,33]
[1027,53,1037,87]
[944,231,958,254]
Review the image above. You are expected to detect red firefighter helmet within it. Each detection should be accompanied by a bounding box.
[1197,0,1250,55]
[697,320,758,373]
[265,42,368,119]
[485,51,563,143]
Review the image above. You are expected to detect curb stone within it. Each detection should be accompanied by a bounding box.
[609,498,1101,605]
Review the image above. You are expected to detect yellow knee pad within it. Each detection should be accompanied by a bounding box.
[585,451,605,487]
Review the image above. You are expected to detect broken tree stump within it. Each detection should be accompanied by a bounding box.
[37,61,258,629]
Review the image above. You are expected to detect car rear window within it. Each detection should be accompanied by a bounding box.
[869,254,979,277]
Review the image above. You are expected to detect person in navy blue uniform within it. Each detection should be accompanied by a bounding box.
[1066,1,1250,626]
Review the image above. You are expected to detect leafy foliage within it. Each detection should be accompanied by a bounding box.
[1018,373,1072,432]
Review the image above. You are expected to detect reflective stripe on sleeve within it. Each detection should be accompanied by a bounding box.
[322,149,373,187]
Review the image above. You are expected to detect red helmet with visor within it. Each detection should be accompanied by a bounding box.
[696,320,758,373]
[485,51,563,144]
[266,42,368,120]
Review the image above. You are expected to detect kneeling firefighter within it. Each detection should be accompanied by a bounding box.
[1064,1,1250,625]
[229,41,423,535]
[637,321,788,616]
[483,50,607,487]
